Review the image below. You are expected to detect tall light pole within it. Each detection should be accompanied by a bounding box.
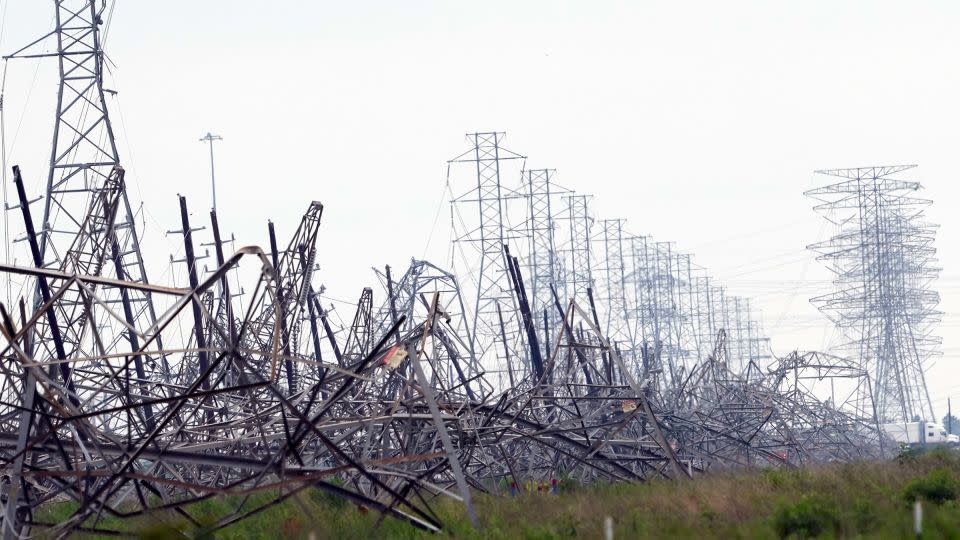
[199,132,223,212]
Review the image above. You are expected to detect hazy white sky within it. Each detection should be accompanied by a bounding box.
[1,1,959,412]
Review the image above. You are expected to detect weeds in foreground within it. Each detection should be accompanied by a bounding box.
[903,467,959,505]
[773,493,838,539]
[31,447,960,539]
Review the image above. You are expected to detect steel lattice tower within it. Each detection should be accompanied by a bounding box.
[8,1,161,344]
[807,165,941,422]
[525,169,562,340]
[446,131,771,386]
[651,241,682,380]
[672,253,699,369]
[728,296,745,372]
[692,274,717,360]
[602,219,633,355]
[449,132,527,384]
[10,3,138,269]
[561,194,593,299]
[628,235,657,366]
[744,299,770,371]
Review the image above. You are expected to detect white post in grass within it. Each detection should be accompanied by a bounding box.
[914,500,923,538]
[604,516,613,540]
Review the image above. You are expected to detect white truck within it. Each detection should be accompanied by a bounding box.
[881,421,950,446]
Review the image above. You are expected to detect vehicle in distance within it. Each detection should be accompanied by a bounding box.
[881,421,951,446]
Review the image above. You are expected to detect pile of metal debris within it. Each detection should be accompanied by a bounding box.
[0,2,900,538]
[0,175,884,537]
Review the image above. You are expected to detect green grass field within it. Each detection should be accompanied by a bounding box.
[33,447,960,539]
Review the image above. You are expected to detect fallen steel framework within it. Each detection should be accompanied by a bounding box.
[0,174,888,537]
[0,230,887,537]
[0,3,903,538]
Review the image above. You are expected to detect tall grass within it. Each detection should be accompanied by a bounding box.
[33,447,960,538]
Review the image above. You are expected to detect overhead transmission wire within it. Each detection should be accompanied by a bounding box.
[420,164,450,260]
[1,59,8,309]
[99,1,181,288]
[1,8,53,307]
[108,55,181,280]
[0,0,7,308]
[768,212,831,334]
[446,167,483,291]
[101,1,242,316]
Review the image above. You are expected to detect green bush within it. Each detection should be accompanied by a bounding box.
[773,493,839,539]
[903,468,959,505]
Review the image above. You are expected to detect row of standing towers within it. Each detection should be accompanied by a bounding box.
[448,135,942,425]
[448,132,769,389]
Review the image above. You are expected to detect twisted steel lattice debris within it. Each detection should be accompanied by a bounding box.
[0,3,919,538]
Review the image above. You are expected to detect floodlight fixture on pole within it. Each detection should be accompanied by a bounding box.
[199,132,223,212]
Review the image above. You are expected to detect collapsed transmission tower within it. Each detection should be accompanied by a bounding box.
[0,3,888,536]
[807,165,941,423]
[2,5,167,535]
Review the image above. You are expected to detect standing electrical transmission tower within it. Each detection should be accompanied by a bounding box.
[6,1,160,330]
[807,165,941,423]
[601,219,633,355]
[524,168,564,353]
[561,194,593,299]
[448,132,527,384]
[10,2,120,264]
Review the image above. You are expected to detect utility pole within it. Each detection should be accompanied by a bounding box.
[949,398,952,435]
[199,132,223,212]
